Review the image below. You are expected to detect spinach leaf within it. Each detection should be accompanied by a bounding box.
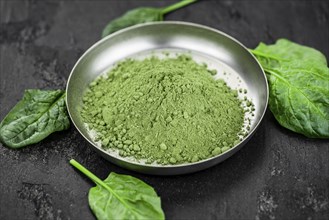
[70,159,165,220]
[251,39,329,138]
[0,89,70,148]
[102,0,196,38]
[102,7,163,38]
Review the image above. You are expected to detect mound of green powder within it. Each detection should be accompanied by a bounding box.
[80,55,248,165]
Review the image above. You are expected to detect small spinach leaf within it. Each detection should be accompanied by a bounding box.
[70,159,165,220]
[0,89,70,148]
[102,0,196,38]
[251,39,329,138]
[102,7,163,38]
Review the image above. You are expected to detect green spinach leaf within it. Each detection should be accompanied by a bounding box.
[0,89,70,148]
[251,39,329,138]
[102,0,196,38]
[102,7,163,38]
[70,159,165,220]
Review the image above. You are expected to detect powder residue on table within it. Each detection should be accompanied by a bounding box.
[80,55,251,165]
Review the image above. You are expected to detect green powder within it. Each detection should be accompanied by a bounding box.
[80,55,251,165]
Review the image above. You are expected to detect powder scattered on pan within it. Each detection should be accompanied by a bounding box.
[80,55,253,165]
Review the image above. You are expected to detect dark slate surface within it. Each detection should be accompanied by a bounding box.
[0,0,328,219]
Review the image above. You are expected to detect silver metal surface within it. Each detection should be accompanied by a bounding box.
[66,21,268,175]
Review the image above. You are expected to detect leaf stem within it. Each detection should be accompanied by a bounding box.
[70,159,118,197]
[161,0,197,15]
[70,159,140,215]
[70,159,107,186]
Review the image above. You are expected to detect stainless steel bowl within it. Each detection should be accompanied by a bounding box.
[66,21,268,175]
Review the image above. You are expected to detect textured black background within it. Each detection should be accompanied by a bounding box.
[0,0,328,219]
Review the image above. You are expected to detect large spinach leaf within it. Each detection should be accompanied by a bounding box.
[0,89,70,148]
[70,159,165,220]
[251,39,329,138]
[102,0,196,38]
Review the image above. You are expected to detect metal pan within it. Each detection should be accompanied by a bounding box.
[66,21,268,175]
